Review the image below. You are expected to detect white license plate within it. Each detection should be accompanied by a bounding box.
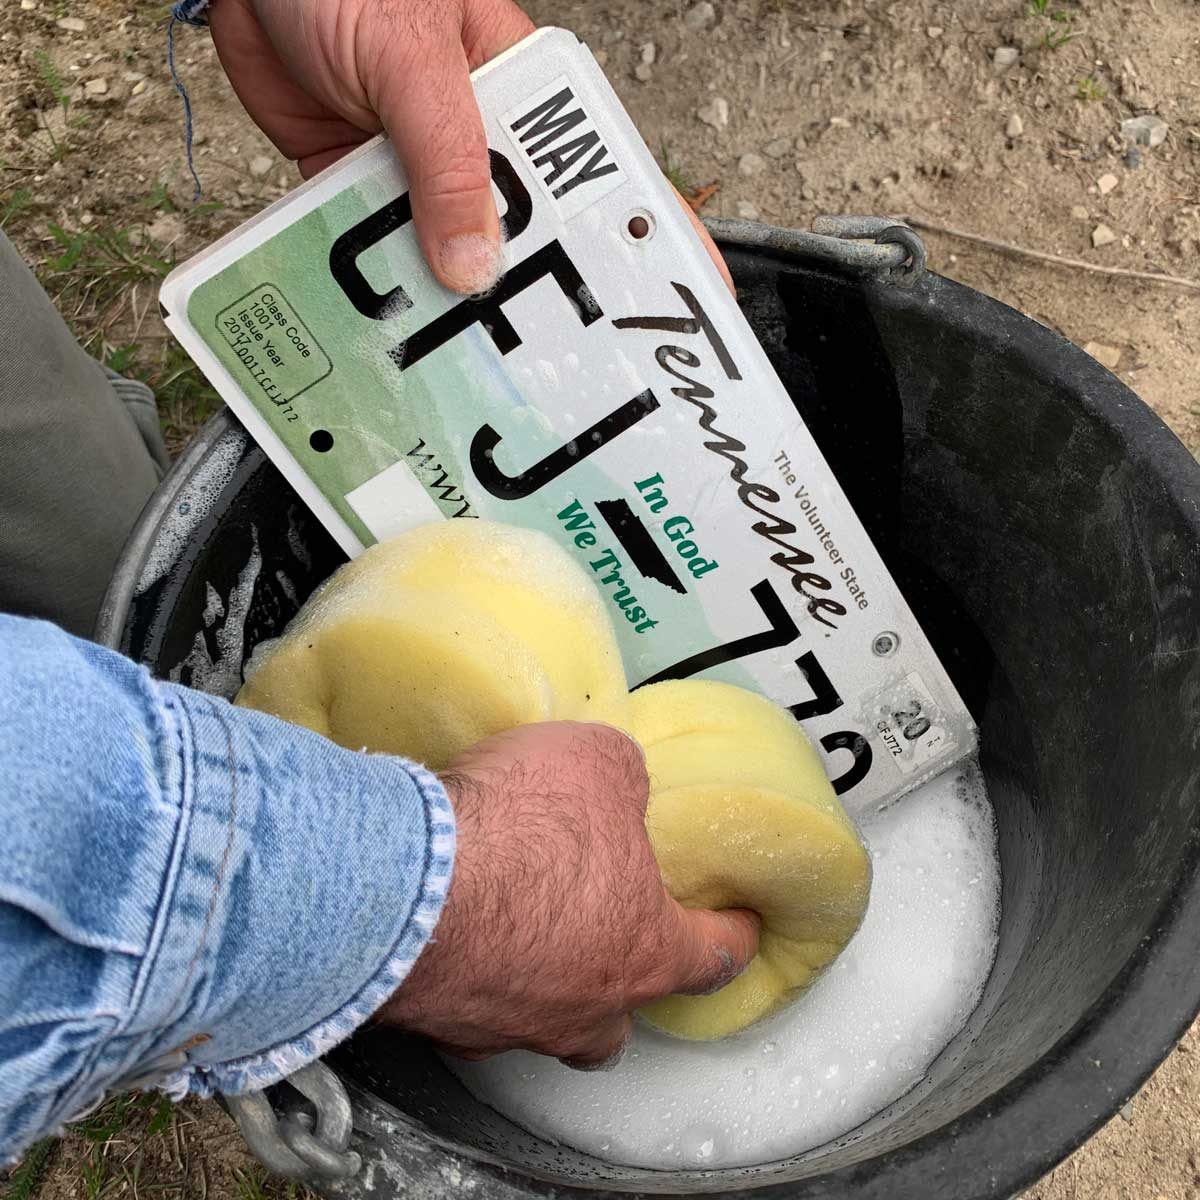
[160,27,976,815]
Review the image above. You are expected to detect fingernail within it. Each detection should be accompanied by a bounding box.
[700,947,742,995]
[439,233,502,295]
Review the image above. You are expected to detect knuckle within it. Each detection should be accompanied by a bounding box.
[375,0,459,40]
[579,725,648,798]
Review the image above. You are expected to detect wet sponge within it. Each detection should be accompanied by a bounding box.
[236,520,870,1038]
[632,679,870,1039]
[235,521,631,769]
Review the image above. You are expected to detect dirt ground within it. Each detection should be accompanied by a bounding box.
[1,0,1198,1197]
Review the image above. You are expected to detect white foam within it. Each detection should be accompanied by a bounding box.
[450,759,1000,1169]
[141,432,246,586]
[170,526,262,699]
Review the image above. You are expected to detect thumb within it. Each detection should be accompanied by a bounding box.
[667,903,761,997]
[370,27,501,295]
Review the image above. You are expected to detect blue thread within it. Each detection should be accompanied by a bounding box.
[167,0,211,202]
[172,0,211,28]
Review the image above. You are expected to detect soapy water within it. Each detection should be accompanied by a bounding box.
[141,431,246,587]
[170,526,262,699]
[450,759,1000,1170]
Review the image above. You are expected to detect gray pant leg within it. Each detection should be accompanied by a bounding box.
[0,231,168,638]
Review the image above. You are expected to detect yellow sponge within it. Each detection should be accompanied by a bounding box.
[235,520,631,769]
[631,680,870,1040]
[237,520,870,1038]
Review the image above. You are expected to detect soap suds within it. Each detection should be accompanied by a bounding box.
[451,759,999,1169]
[170,526,262,698]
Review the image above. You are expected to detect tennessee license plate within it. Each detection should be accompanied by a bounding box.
[159,27,976,815]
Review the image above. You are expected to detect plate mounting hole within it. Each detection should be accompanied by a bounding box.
[873,631,900,657]
[624,209,656,242]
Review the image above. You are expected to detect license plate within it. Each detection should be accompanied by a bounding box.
[159,27,976,815]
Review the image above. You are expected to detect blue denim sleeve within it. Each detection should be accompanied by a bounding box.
[0,615,455,1163]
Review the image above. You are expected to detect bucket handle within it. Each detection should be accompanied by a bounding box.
[704,213,927,286]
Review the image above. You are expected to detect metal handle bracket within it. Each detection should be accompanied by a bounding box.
[704,213,927,285]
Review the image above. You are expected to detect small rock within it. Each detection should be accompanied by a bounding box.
[20,0,36,10]
[79,211,93,226]
[800,184,816,201]
[84,77,108,95]
[829,116,852,128]
[1097,172,1119,195]
[639,41,656,65]
[1084,341,1122,370]
[927,25,944,37]
[763,136,792,158]
[738,152,766,177]
[122,70,146,83]
[696,97,729,130]
[1118,1099,1135,1122]
[147,213,185,246]
[193,131,209,146]
[1006,113,1024,139]
[55,15,85,31]
[819,48,836,64]
[131,79,147,96]
[683,1,716,32]
[1123,146,1144,170]
[1091,223,1117,248]
[634,63,653,82]
[600,30,623,45]
[1033,92,1049,109]
[992,45,1020,72]
[735,200,760,220]
[1071,205,1090,220]
[1121,114,1168,148]
[249,155,274,179]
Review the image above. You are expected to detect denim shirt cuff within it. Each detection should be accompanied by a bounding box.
[145,684,455,1100]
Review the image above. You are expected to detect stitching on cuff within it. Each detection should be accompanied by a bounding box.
[160,698,242,1019]
[169,763,456,1097]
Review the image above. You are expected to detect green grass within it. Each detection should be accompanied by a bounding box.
[151,342,224,454]
[1042,25,1077,49]
[31,50,69,112]
[1,1139,55,1200]
[29,201,225,452]
[29,50,75,160]
[1076,74,1106,101]
[0,188,33,231]
[1027,0,1080,50]
[657,143,693,195]
[4,1094,319,1200]
[232,1166,309,1200]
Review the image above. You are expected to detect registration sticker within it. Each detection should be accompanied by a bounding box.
[866,672,960,781]
[159,28,976,814]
